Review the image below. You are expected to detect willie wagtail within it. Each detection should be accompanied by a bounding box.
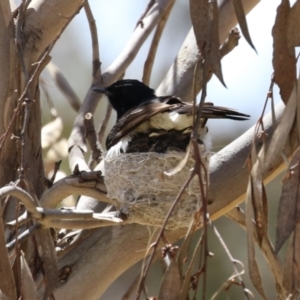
[94,79,249,155]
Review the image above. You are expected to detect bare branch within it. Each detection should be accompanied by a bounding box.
[101,0,174,85]
[39,173,110,209]
[52,102,291,300]
[23,0,84,70]
[98,103,113,145]
[84,1,101,84]
[0,186,41,219]
[142,0,175,85]
[84,113,103,167]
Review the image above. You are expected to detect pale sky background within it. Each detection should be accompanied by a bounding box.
[41,1,298,299]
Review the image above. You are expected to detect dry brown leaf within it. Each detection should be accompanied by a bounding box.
[287,0,300,48]
[245,179,267,299]
[0,218,17,300]
[158,256,182,300]
[272,0,296,104]
[20,252,38,300]
[264,78,298,172]
[250,148,269,246]
[275,146,300,253]
[283,221,300,295]
[164,144,191,176]
[206,0,225,85]
[189,0,208,55]
[189,0,225,85]
[34,229,58,299]
[232,0,256,51]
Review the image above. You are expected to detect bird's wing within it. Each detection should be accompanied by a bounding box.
[106,101,180,149]
[106,97,250,148]
[201,105,250,120]
[173,102,250,121]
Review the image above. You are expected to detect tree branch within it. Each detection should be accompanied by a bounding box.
[50,102,289,300]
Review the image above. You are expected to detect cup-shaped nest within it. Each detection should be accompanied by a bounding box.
[104,146,210,229]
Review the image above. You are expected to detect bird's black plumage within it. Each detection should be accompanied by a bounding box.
[93,79,250,155]
[94,79,157,120]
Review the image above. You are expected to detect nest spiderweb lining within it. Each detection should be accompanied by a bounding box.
[104,146,210,229]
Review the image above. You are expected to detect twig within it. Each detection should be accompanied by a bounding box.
[98,103,113,145]
[135,0,156,29]
[37,216,122,230]
[226,206,284,296]
[49,160,62,184]
[84,1,101,84]
[0,48,51,150]
[142,0,175,85]
[219,28,241,57]
[136,171,195,299]
[39,172,111,209]
[84,113,103,167]
[101,0,173,85]
[6,224,39,251]
[210,221,252,299]
[0,186,41,219]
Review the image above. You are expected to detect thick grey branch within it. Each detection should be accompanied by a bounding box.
[51,102,289,300]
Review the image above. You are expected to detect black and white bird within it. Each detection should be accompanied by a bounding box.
[94,79,249,157]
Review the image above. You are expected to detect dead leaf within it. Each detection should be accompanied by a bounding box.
[0,218,17,300]
[264,79,298,172]
[232,0,256,51]
[272,0,296,104]
[189,0,225,85]
[189,0,208,55]
[245,178,267,299]
[250,148,269,245]
[287,0,300,48]
[275,146,300,253]
[283,221,300,295]
[164,144,191,176]
[158,255,182,300]
[34,228,58,300]
[206,0,225,85]
[20,252,38,300]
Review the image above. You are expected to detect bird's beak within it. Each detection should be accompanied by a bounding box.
[93,87,109,95]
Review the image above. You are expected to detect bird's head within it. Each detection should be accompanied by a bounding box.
[93,79,156,119]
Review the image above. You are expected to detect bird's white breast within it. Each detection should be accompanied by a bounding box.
[136,112,193,132]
